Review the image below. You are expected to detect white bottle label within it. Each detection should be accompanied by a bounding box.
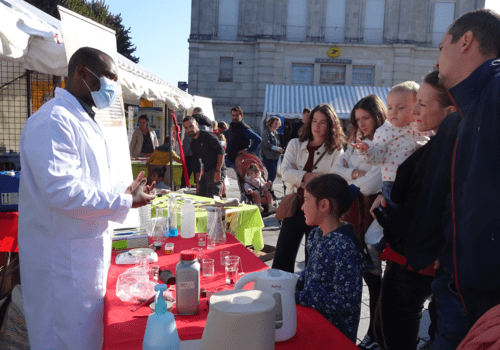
[1,192,18,205]
[179,281,195,290]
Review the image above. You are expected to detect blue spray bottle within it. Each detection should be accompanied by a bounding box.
[143,284,180,350]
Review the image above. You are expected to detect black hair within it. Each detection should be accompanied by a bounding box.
[349,95,387,142]
[231,106,243,115]
[67,47,112,77]
[305,174,352,219]
[302,107,311,114]
[448,8,500,57]
[151,167,164,178]
[183,115,195,123]
[138,115,148,122]
[422,71,453,108]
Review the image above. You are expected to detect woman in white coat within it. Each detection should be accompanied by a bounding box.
[330,94,386,350]
[272,104,345,273]
[129,115,159,157]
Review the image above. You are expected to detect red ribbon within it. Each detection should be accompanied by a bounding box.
[171,111,190,187]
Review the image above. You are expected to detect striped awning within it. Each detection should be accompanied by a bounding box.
[264,84,391,119]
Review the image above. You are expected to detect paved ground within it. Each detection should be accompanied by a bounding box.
[223,167,431,348]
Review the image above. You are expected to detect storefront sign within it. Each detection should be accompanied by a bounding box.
[316,58,353,64]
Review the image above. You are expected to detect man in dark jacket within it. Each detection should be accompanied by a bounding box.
[225,106,262,170]
[427,9,500,350]
[182,116,225,198]
[191,107,212,131]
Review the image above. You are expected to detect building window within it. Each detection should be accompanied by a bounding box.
[292,64,314,85]
[325,0,346,42]
[218,0,239,40]
[432,2,455,47]
[352,66,375,85]
[287,0,308,42]
[219,57,233,82]
[320,65,345,85]
[364,0,385,44]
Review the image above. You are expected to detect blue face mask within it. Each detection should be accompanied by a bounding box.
[83,67,118,109]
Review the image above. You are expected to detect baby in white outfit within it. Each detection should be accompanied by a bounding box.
[355,81,431,209]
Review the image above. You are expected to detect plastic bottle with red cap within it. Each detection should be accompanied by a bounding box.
[175,250,200,314]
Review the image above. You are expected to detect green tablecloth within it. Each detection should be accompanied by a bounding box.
[152,194,265,252]
[131,160,194,186]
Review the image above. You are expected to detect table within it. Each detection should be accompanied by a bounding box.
[152,194,265,253]
[103,235,358,350]
[131,160,194,187]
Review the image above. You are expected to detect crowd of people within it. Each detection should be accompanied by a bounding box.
[15,7,500,350]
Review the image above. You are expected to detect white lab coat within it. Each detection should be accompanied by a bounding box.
[18,88,132,350]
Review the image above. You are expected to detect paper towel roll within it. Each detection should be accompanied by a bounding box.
[200,290,275,350]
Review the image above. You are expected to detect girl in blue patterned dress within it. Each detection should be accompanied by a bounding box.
[295,173,373,342]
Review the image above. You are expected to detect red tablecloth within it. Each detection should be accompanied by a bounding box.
[103,235,358,349]
[0,212,19,253]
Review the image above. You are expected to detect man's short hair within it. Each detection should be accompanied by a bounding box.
[138,115,148,122]
[302,107,311,114]
[390,81,420,96]
[448,9,500,57]
[193,107,203,114]
[68,47,112,77]
[183,115,195,123]
[231,106,243,115]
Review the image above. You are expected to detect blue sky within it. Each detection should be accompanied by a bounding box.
[106,1,192,87]
[106,1,500,89]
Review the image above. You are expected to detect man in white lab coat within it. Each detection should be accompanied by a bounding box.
[18,47,156,350]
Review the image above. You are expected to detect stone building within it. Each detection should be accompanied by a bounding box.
[188,0,484,126]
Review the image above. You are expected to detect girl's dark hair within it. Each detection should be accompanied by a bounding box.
[152,167,164,178]
[299,103,345,153]
[422,70,453,108]
[349,95,387,142]
[305,174,352,218]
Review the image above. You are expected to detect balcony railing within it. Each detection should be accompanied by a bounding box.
[363,28,383,44]
[324,27,345,43]
[286,25,307,42]
[218,25,238,41]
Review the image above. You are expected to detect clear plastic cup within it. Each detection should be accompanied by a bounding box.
[202,258,215,277]
[220,251,230,266]
[198,233,207,247]
[225,256,240,285]
[207,236,216,250]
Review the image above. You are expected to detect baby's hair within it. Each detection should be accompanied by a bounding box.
[305,174,352,219]
[247,163,260,175]
[390,81,420,96]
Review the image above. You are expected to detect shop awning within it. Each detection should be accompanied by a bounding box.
[264,84,391,119]
[0,0,195,111]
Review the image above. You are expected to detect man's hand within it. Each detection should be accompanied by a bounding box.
[369,194,387,218]
[126,171,156,195]
[247,189,253,195]
[127,172,156,208]
[213,171,221,183]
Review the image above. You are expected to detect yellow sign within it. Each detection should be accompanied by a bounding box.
[328,47,341,58]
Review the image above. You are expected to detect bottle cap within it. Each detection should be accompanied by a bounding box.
[184,198,193,204]
[180,250,196,261]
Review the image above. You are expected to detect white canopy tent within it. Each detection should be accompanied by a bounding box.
[0,0,196,111]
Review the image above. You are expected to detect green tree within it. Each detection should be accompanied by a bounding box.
[25,0,139,63]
